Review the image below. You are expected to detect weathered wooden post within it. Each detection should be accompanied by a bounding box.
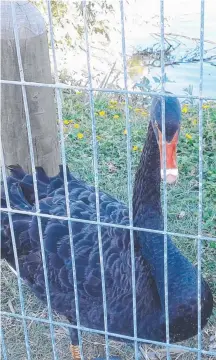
[1,1,60,176]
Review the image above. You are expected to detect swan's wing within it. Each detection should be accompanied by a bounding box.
[2,166,146,330]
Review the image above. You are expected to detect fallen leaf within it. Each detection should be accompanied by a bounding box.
[107,162,117,173]
[177,211,186,219]
[8,299,15,313]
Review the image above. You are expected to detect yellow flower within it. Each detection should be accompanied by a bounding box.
[123,129,127,135]
[63,120,70,125]
[96,135,101,141]
[109,105,115,109]
[76,91,82,95]
[77,133,84,139]
[192,119,197,125]
[185,133,192,140]
[141,111,148,116]
[74,123,80,129]
[68,120,73,124]
[132,145,138,151]
[110,100,117,105]
[99,110,106,117]
[134,108,142,113]
[113,114,120,119]
[202,104,210,109]
[182,105,188,113]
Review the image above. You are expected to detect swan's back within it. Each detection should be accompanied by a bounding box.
[1,165,160,338]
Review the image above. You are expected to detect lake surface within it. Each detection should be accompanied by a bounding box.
[124,0,216,97]
[50,0,216,98]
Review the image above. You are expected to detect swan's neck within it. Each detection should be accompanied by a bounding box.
[133,122,161,219]
[136,214,198,310]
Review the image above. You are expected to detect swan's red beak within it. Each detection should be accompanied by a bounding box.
[158,130,179,184]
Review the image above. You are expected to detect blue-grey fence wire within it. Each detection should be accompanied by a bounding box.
[1,1,216,360]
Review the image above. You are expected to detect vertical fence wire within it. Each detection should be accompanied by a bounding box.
[45,1,84,357]
[198,0,205,359]
[82,1,110,358]
[159,1,170,359]
[119,1,138,358]
[0,142,31,360]
[0,328,8,360]
[1,0,215,359]
[10,2,58,358]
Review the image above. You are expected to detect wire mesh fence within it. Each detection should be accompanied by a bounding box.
[1,1,216,360]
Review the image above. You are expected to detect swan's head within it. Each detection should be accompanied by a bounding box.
[150,94,181,184]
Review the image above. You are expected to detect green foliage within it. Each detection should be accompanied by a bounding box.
[183,84,195,105]
[134,73,175,92]
[31,0,113,45]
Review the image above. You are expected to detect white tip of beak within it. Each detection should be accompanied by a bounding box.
[161,168,178,184]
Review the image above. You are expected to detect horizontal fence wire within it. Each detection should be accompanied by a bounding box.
[1,78,216,100]
[1,206,215,243]
[1,0,216,359]
[1,311,216,357]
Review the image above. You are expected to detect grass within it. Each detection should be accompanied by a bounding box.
[1,92,216,359]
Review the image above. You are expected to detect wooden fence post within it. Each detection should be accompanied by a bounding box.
[1,1,60,176]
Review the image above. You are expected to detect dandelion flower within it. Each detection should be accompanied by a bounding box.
[123,129,127,135]
[96,135,101,141]
[113,114,120,119]
[110,100,117,105]
[202,104,210,109]
[77,133,84,139]
[74,123,80,129]
[141,111,148,116]
[134,108,142,113]
[185,133,192,140]
[64,119,73,125]
[99,110,106,117]
[132,145,138,151]
[109,105,115,109]
[192,119,197,125]
[182,105,188,113]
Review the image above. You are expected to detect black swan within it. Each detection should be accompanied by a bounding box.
[1,95,213,360]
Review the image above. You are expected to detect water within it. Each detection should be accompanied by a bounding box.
[151,62,215,98]
[124,0,216,96]
[51,0,216,97]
